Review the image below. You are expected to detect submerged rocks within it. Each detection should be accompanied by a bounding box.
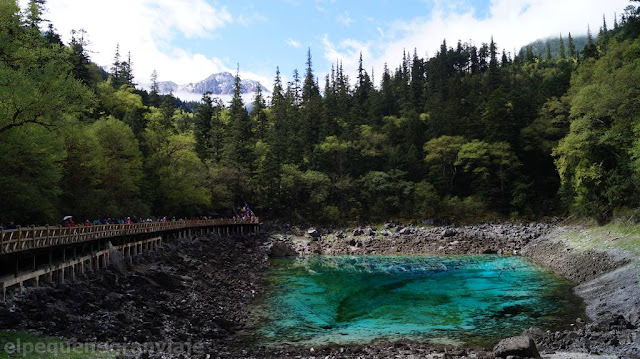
[494,335,541,358]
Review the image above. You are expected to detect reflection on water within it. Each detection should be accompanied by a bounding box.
[257,255,585,346]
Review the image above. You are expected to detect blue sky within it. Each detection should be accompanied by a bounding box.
[30,0,631,91]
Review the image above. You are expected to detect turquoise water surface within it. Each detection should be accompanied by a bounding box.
[257,255,584,346]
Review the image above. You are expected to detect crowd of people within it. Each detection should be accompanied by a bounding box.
[2,203,257,230]
[61,215,215,228]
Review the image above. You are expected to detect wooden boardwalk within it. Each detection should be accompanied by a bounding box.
[1,236,164,301]
[0,218,259,255]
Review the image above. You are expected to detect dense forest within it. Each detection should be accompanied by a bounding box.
[1,0,640,225]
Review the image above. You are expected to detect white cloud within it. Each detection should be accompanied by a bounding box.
[323,0,629,85]
[337,11,354,26]
[36,0,234,86]
[237,12,268,27]
[286,38,302,48]
[322,34,371,73]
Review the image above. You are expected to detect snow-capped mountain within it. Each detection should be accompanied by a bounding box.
[158,72,267,98]
[157,81,179,94]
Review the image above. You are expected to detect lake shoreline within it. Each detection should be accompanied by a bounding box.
[0,222,638,358]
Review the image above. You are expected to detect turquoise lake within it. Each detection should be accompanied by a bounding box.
[257,255,584,346]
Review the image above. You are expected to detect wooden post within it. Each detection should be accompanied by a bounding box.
[30,225,35,249]
[16,225,21,251]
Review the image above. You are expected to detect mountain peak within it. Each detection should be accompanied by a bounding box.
[158,72,268,97]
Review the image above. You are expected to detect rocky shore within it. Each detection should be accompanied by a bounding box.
[0,222,638,358]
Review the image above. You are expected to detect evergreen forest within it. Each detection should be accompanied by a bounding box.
[2,0,640,225]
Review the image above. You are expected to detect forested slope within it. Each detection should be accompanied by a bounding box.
[1,1,639,225]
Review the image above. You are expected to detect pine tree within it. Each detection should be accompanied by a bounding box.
[44,24,61,45]
[410,48,425,111]
[223,66,253,166]
[567,32,576,58]
[558,34,566,59]
[26,0,45,30]
[69,29,94,86]
[268,67,289,165]
[470,45,479,74]
[114,51,135,88]
[111,44,122,87]
[149,69,160,107]
[251,84,268,141]
[583,26,598,58]
[354,52,374,122]
[544,40,552,61]
[525,45,535,62]
[300,48,323,158]
[487,37,500,90]
[194,92,214,159]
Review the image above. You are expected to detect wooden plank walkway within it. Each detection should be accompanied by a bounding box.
[1,236,163,302]
[0,218,259,255]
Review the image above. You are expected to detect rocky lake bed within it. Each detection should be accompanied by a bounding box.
[1,222,639,358]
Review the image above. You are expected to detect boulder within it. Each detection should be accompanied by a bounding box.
[335,231,346,238]
[108,242,127,275]
[364,227,376,236]
[442,228,457,237]
[307,228,320,238]
[493,336,540,358]
[399,227,411,235]
[353,228,364,236]
[269,242,298,257]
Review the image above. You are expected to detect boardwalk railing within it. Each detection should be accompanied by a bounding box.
[0,218,259,255]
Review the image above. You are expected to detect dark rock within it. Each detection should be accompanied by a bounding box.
[399,227,411,235]
[269,241,298,257]
[353,228,364,236]
[108,242,127,275]
[494,336,541,358]
[307,228,320,238]
[443,228,457,237]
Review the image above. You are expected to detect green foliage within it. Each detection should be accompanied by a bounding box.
[90,117,146,216]
[554,37,640,219]
[0,125,64,224]
[2,0,640,225]
[143,108,211,216]
[356,170,414,220]
[59,123,108,220]
[424,135,465,195]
